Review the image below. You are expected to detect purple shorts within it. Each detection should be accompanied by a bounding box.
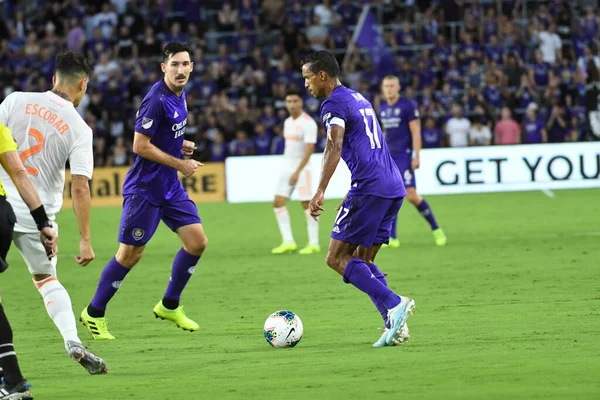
[394,158,416,189]
[331,193,404,248]
[118,194,202,246]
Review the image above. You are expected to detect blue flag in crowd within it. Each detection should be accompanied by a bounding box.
[354,8,397,78]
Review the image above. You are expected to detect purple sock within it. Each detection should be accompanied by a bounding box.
[90,257,130,313]
[164,248,200,303]
[343,258,400,310]
[367,263,391,328]
[417,199,439,230]
[390,214,398,239]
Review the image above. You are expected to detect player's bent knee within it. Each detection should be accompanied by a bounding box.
[273,196,287,208]
[325,253,338,270]
[186,235,208,256]
[116,244,144,268]
[406,189,421,205]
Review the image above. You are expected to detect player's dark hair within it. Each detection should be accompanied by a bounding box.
[163,42,191,62]
[285,88,303,98]
[55,51,92,79]
[301,51,339,78]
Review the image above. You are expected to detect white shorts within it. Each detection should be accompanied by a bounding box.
[13,223,59,275]
[274,166,313,201]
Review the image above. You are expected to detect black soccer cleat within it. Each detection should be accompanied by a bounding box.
[0,380,33,400]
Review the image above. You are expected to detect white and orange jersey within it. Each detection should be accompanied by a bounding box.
[282,112,318,163]
[0,91,93,232]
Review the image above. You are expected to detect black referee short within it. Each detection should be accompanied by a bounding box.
[0,195,16,270]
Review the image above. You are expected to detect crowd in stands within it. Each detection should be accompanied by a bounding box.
[0,0,599,166]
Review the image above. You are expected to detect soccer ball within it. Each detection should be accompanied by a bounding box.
[263,310,303,348]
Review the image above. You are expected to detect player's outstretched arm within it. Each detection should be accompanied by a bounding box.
[71,174,94,266]
[133,132,201,177]
[0,150,58,258]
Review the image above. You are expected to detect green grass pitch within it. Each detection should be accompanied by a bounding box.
[2,189,599,399]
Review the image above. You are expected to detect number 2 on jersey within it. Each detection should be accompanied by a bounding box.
[359,108,382,149]
[19,128,44,176]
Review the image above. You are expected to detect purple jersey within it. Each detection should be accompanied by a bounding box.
[524,117,545,143]
[379,97,419,160]
[321,86,406,199]
[123,80,188,205]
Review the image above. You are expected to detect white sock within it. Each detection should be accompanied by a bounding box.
[274,206,295,243]
[34,277,81,349]
[305,209,319,247]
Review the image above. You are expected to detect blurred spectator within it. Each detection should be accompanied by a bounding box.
[92,2,118,39]
[306,15,329,51]
[253,123,272,155]
[537,23,562,65]
[522,103,547,144]
[445,105,471,147]
[217,2,238,32]
[546,101,568,143]
[229,129,256,156]
[106,137,132,166]
[468,116,492,146]
[210,132,228,161]
[314,0,336,27]
[494,107,521,145]
[422,117,443,148]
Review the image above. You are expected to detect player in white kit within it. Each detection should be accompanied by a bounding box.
[271,89,320,255]
[0,52,107,374]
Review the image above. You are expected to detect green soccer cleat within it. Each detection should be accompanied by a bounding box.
[388,238,400,248]
[433,228,447,246]
[80,307,116,340]
[381,238,400,248]
[153,301,199,332]
[298,244,321,255]
[271,242,297,255]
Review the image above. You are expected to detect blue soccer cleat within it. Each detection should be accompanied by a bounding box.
[386,296,415,346]
[373,323,410,347]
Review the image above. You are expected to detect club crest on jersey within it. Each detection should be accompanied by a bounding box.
[142,117,153,129]
[394,108,400,116]
[132,228,145,241]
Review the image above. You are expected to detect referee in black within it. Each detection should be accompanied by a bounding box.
[0,121,57,399]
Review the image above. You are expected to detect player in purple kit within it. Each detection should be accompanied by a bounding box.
[81,43,206,339]
[301,51,415,347]
[380,76,447,248]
